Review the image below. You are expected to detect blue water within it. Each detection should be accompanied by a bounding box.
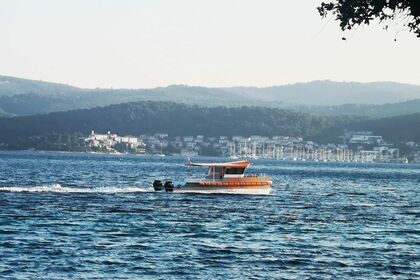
[0,151,419,279]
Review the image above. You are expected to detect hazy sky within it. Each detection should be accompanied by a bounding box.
[1,0,420,88]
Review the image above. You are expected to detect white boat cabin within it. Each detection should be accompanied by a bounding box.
[186,160,250,180]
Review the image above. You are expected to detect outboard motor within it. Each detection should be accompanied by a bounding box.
[164,181,174,192]
[153,180,163,191]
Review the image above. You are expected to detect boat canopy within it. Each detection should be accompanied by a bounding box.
[186,160,250,169]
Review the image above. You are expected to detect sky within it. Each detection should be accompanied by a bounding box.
[1,0,420,88]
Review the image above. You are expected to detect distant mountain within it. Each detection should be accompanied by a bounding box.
[0,75,83,97]
[226,81,420,106]
[0,76,253,115]
[1,75,420,117]
[294,99,420,118]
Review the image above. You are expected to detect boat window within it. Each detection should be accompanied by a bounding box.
[225,168,245,175]
[208,167,223,179]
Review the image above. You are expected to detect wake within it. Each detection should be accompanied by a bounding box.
[0,184,272,196]
[0,183,154,194]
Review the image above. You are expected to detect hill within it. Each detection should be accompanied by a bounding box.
[1,75,420,117]
[0,76,252,115]
[226,81,420,106]
[0,101,355,149]
[0,101,419,151]
[348,113,420,143]
[295,99,420,118]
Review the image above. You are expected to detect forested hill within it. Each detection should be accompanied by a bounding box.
[0,101,419,150]
[2,75,420,118]
[295,99,420,118]
[0,101,353,145]
[348,113,420,143]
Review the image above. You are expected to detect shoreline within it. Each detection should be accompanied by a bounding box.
[0,149,419,165]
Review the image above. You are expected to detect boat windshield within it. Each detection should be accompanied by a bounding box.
[207,167,223,179]
[225,168,245,175]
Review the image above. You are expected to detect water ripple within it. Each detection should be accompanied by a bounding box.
[0,151,419,279]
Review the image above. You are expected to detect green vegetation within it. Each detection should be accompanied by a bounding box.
[0,101,354,149]
[1,75,419,150]
[319,0,420,37]
[2,75,420,118]
[297,99,420,118]
[3,132,86,151]
[349,113,420,143]
[0,100,419,151]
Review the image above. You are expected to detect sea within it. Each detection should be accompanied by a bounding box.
[0,151,419,279]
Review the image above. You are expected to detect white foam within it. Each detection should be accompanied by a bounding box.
[0,183,153,194]
[0,184,271,195]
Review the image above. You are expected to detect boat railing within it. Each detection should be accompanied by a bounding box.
[187,173,270,180]
[246,173,268,178]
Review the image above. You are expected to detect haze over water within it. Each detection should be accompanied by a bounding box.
[0,151,419,279]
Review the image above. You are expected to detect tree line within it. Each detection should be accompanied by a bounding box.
[0,101,418,150]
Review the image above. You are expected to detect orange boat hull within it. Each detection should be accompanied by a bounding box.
[175,178,272,195]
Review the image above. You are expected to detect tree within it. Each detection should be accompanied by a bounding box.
[318,0,420,37]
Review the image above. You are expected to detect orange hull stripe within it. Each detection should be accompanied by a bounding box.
[195,183,271,188]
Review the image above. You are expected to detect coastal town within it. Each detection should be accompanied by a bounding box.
[84,130,420,164]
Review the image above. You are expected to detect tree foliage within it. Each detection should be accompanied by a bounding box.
[318,0,420,37]
[0,101,353,147]
[0,101,418,151]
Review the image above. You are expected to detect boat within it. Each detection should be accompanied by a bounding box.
[153,159,272,195]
